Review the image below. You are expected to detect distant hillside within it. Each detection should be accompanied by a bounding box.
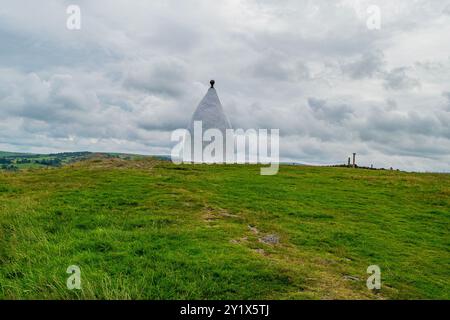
[0,151,93,170]
[0,151,30,157]
[0,151,162,171]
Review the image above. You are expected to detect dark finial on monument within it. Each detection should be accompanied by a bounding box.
[210,80,215,88]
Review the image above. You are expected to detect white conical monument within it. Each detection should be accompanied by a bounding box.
[186,80,233,163]
[188,80,232,133]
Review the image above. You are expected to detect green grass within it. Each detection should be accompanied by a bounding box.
[0,157,449,299]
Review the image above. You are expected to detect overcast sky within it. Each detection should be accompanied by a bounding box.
[1,0,450,171]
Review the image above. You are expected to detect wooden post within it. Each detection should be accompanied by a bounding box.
[352,153,356,168]
[348,157,351,167]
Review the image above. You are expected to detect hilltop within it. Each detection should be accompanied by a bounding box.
[0,156,449,299]
[0,151,156,171]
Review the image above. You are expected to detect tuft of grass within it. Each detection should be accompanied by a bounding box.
[0,158,449,299]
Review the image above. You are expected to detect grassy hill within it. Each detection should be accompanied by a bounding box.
[0,156,449,299]
[0,151,145,170]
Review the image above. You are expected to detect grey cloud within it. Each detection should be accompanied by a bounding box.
[444,4,450,15]
[443,91,450,110]
[247,50,311,82]
[341,50,385,79]
[384,67,420,90]
[250,58,293,82]
[356,108,450,152]
[307,98,353,124]
[370,135,450,158]
[386,99,398,110]
[122,58,189,97]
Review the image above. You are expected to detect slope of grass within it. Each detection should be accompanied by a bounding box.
[0,157,449,299]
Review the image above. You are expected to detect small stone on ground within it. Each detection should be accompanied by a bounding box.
[259,234,279,244]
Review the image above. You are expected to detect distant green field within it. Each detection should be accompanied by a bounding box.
[0,157,449,299]
[0,151,29,157]
[0,151,121,170]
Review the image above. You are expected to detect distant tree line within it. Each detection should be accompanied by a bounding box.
[1,164,18,171]
[16,158,32,164]
[48,152,91,158]
[0,157,62,168]
[34,159,62,166]
[0,158,13,164]
[0,151,99,171]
